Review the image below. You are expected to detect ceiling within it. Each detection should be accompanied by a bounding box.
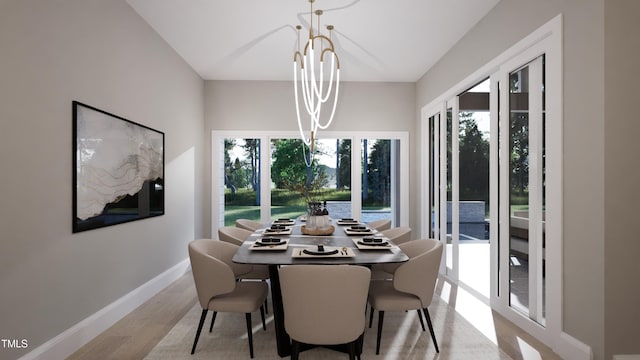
[127,0,500,82]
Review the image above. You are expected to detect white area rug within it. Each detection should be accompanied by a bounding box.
[145,296,511,359]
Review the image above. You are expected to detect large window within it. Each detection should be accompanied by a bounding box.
[223,138,261,226]
[212,131,408,229]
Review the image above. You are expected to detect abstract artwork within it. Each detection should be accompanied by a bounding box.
[73,101,164,233]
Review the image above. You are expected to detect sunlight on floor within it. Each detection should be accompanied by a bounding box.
[439,283,497,344]
[517,336,543,360]
[438,278,547,360]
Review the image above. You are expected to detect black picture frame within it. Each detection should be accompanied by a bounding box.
[72,101,164,233]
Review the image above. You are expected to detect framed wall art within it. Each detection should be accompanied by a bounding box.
[72,101,164,233]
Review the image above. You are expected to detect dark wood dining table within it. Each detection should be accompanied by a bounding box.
[232,219,409,357]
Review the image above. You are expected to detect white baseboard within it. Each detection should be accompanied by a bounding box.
[613,356,640,360]
[555,331,593,360]
[19,259,191,360]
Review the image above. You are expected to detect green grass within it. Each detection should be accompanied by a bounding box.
[223,188,390,225]
[223,205,308,226]
[225,188,354,206]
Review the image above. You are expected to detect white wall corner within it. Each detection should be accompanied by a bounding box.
[18,259,191,360]
[555,331,593,360]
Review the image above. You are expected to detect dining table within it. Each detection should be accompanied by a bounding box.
[232,217,409,357]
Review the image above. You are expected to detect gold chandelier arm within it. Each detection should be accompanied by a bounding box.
[320,48,340,69]
[293,51,304,66]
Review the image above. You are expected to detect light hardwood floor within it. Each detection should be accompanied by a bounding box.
[68,272,562,360]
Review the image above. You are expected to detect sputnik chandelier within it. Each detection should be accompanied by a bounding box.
[293,0,341,165]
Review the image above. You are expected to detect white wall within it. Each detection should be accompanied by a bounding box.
[203,80,417,231]
[0,1,205,358]
[416,0,607,358]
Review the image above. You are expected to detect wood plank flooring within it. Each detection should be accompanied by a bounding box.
[68,272,562,360]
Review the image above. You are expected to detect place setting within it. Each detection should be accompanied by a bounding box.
[343,225,376,236]
[272,218,296,226]
[352,236,395,250]
[291,244,355,258]
[336,218,360,226]
[249,237,289,251]
[263,224,293,235]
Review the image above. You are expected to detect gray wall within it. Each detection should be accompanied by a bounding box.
[604,1,640,358]
[204,80,417,232]
[0,1,205,358]
[416,0,640,359]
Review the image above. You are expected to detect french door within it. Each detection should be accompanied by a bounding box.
[422,27,562,350]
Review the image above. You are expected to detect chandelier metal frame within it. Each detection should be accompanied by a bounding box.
[293,0,341,165]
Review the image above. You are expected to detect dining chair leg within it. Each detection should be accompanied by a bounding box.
[291,339,301,360]
[423,308,439,353]
[347,340,357,360]
[356,332,364,359]
[262,280,269,314]
[260,305,266,330]
[209,311,218,332]
[369,306,375,328]
[376,311,385,355]
[417,309,426,331]
[245,313,254,358]
[191,309,208,354]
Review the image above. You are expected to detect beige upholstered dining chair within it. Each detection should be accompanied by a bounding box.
[381,226,412,245]
[370,226,413,281]
[217,226,270,312]
[217,226,268,279]
[236,219,265,232]
[280,265,371,360]
[367,219,392,231]
[218,226,253,246]
[188,239,268,358]
[368,239,443,355]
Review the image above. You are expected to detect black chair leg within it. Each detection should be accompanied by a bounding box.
[417,309,426,331]
[191,309,208,354]
[376,311,385,355]
[263,280,269,314]
[208,311,218,333]
[347,340,357,360]
[369,306,375,328]
[260,305,266,330]
[245,313,254,358]
[423,308,439,353]
[356,332,364,359]
[291,339,301,360]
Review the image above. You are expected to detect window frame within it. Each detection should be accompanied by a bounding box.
[211,130,409,231]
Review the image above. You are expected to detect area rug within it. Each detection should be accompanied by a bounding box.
[144,295,511,360]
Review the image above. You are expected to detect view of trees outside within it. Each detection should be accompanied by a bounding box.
[224,138,261,224]
[509,68,530,213]
[459,113,489,205]
[362,139,391,208]
[222,137,392,225]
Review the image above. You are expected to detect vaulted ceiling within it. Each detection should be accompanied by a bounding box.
[127,0,500,82]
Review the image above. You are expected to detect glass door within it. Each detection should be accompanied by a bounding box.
[444,97,459,279]
[457,79,491,298]
[499,55,546,325]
